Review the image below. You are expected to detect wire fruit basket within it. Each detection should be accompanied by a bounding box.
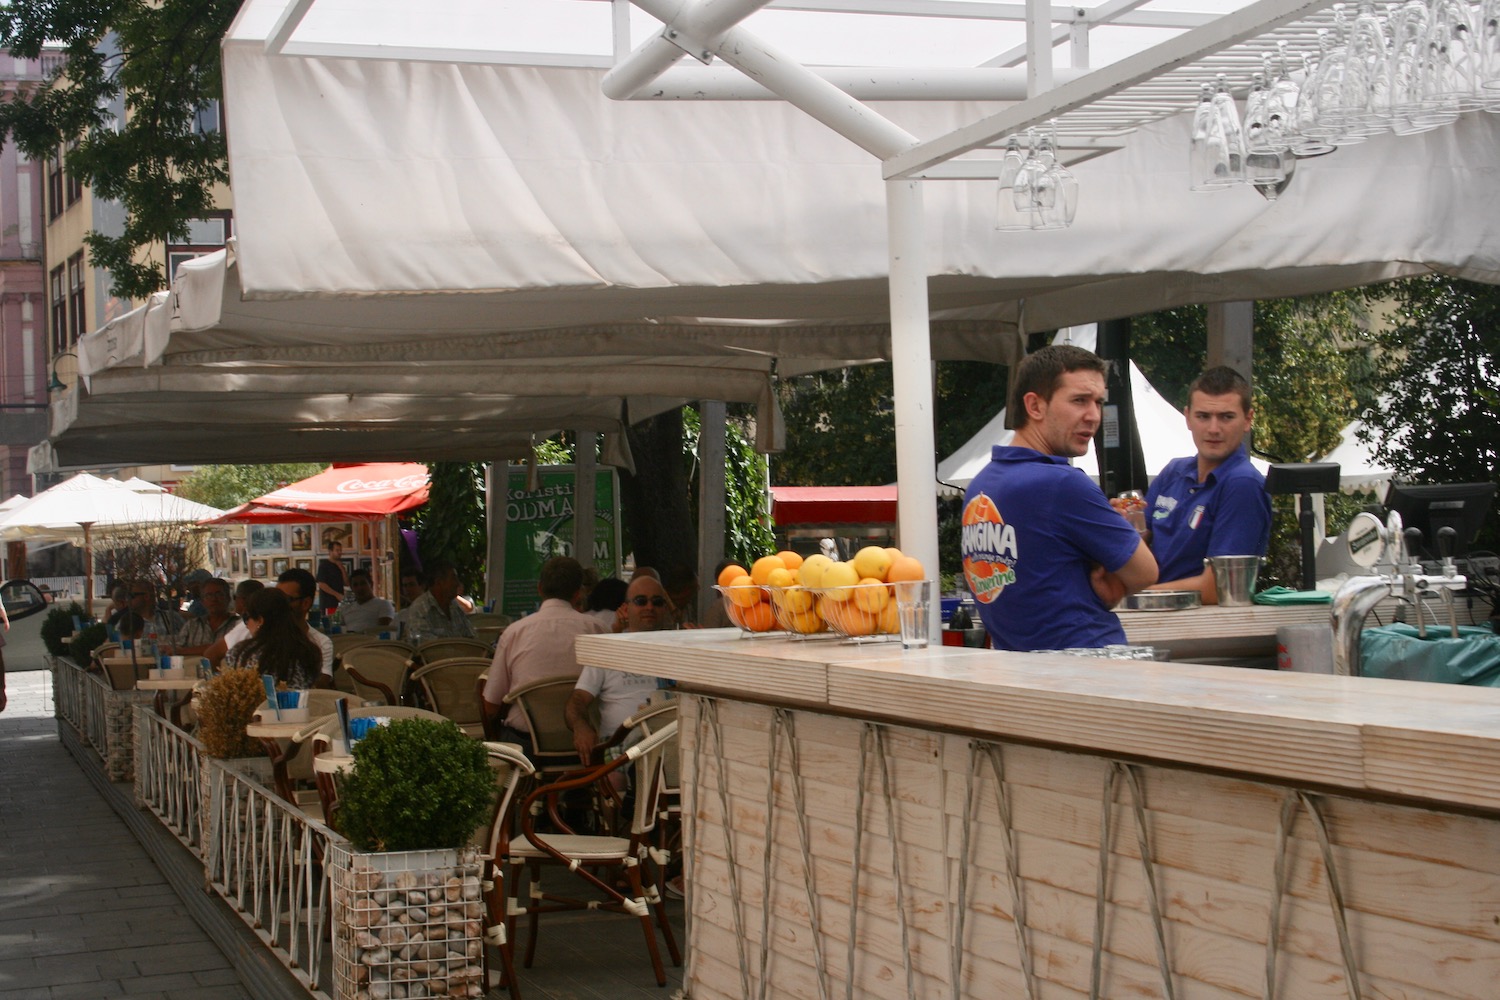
[713,584,782,635]
[804,583,901,642]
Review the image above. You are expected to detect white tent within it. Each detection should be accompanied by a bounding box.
[38,0,1500,593]
[0,474,224,608]
[1317,420,1393,496]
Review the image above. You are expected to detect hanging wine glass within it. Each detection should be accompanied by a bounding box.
[1347,0,1393,130]
[1291,50,1340,154]
[1212,74,1248,178]
[1481,0,1500,104]
[1036,124,1078,230]
[1190,82,1233,190]
[1426,0,1484,115]
[1010,128,1050,229]
[1389,0,1452,131]
[994,135,1031,231]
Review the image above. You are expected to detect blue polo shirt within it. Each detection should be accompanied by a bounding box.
[1145,448,1272,584]
[961,446,1144,652]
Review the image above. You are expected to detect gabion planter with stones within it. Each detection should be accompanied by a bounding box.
[330,844,486,1000]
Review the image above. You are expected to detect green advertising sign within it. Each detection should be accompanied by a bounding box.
[502,466,621,619]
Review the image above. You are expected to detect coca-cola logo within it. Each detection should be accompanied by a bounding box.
[334,475,427,494]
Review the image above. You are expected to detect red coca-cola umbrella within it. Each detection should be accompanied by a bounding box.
[203,464,429,524]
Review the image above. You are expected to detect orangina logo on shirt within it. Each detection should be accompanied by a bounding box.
[960,492,1018,604]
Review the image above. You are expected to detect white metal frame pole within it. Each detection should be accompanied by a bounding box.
[886,178,940,642]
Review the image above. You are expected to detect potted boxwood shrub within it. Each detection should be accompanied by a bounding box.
[330,718,496,1000]
[41,602,87,658]
[194,668,272,857]
[69,622,109,668]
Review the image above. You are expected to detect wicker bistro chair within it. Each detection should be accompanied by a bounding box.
[329,631,378,662]
[593,698,680,838]
[477,742,535,1000]
[505,722,682,987]
[414,636,493,664]
[292,705,451,826]
[496,675,591,778]
[408,657,491,738]
[340,643,417,706]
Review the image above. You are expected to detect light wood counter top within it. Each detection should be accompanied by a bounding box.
[576,628,1500,813]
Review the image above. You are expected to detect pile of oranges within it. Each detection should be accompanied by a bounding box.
[715,547,926,637]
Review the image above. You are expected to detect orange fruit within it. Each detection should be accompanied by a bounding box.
[854,578,891,613]
[750,555,788,586]
[717,563,749,589]
[785,608,825,634]
[775,550,804,571]
[883,547,903,565]
[838,606,880,636]
[877,602,901,634]
[738,600,776,632]
[726,574,762,607]
[886,555,925,583]
[780,585,814,613]
[798,554,834,588]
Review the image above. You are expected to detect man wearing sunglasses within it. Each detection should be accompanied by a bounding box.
[566,575,671,764]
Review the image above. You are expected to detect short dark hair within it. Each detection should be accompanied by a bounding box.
[235,578,266,601]
[426,560,458,585]
[201,577,231,598]
[585,576,628,612]
[1010,344,1108,429]
[538,556,585,601]
[1187,365,1253,414]
[277,566,317,602]
[349,568,373,585]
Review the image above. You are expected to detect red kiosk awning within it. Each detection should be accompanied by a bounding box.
[770,485,898,526]
[202,463,430,524]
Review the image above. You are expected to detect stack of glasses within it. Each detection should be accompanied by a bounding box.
[995,123,1080,231]
[1192,0,1500,199]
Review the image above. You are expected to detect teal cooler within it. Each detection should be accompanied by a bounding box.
[1359,624,1500,686]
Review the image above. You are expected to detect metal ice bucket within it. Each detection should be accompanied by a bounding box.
[1206,555,1261,607]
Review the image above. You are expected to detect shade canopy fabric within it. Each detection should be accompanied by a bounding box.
[770,486,899,527]
[204,463,430,525]
[0,474,221,541]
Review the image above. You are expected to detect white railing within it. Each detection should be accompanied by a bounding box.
[134,707,205,856]
[50,656,86,732]
[201,752,338,998]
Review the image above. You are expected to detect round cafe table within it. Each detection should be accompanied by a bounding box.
[246,716,314,802]
[137,675,201,727]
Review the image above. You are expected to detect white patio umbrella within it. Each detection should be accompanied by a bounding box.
[0,474,224,610]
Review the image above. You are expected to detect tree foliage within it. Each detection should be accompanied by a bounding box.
[175,463,325,511]
[0,0,236,299]
[409,462,487,594]
[774,361,1011,488]
[1361,276,1500,551]
[1131,293,1377,587]
[683,405,776,569]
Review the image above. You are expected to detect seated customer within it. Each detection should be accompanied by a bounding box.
[565,576,671,764]
[339,569,395,632]
[174,577,239,656]
[396,561,475,640]
[222,589,323,690]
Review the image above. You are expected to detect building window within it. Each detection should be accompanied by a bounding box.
[46,157,62,220]
[67,252,85,344]
[167,212,233,284]
[64,162,82,205]
[50,265,66,354]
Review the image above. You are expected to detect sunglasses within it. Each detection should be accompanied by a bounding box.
[631,595,668,608]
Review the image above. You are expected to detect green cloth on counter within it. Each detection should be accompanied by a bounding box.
[1252,586,1333,605]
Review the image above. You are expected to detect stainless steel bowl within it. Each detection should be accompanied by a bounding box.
[1123,590,1202,612]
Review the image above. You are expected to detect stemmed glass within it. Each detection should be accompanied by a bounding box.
[1482,0,1500,104]
[994,135,1031,231]
[1036,125,1078,229]
[1426,0,1485,115]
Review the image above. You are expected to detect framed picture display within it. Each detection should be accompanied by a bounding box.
[340,557,356,576]
[290,525,313,552]
[358,522,376,551]
[251,558,269,579]
[317,522,355,552]
[294,557,313,571]
[249,525,286,553]
[272,557,289,577]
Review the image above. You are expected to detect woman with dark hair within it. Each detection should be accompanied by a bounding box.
[584,577,628,629]
[224,588,321,689]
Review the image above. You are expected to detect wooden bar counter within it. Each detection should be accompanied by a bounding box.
[577,628,1500,1000]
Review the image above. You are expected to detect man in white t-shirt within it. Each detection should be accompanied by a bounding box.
[565,575,670,764]
[339,568,395,632]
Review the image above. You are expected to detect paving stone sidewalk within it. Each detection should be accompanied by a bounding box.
[0,671,253,1000]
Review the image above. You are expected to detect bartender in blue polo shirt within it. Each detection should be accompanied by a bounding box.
[1143,366,1272,604]
[961,344,1158,651]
